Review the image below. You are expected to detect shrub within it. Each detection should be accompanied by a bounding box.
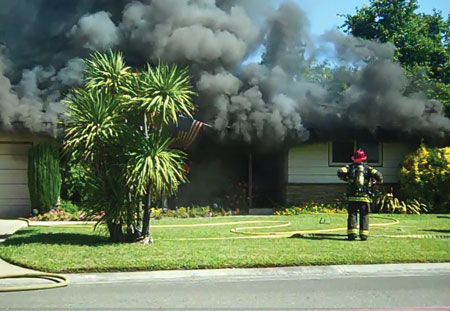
[151,208,163,220]
[149,205,229,219]
[274,201,347,216]
[176,207,189,218]
[372,191,428,214]
[28,142,61,213]
[399,144,450,213]
[60,161,90,204]
[188,205,210,217]
[59,200,81,214]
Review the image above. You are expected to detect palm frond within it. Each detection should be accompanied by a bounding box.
[84,165,128,225]
[84,50,132,94]
[63,89,125,160]
[123,62,196,126]
[125,131,188,197]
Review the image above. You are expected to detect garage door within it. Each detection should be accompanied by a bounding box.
[0,143,32,218]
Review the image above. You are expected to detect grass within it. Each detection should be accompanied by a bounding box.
[0,214,449,273]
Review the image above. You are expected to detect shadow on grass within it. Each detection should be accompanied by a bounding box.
[289,233,348,241]
[422,229,450,233]
[0,228,41,241]
[437,216,450,219]
[10,228,40,235]
[3,232,109,246]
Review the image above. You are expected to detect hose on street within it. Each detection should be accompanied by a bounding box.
[0,273,68,292]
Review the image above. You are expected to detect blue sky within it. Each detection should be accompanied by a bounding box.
[245,0,450,63]
[294,0,450,35]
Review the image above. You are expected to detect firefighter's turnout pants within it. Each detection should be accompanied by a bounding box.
[347,198,370,240]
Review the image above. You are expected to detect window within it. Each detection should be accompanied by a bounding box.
[331,141,354,164]
[356,141,380,164]
[329,141,382,166]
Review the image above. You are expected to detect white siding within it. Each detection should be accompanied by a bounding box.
[289,143,339,184]
[0,155,28,169]
[0,141,32,218]
[288,142,415,184]
[379,142,415,183]
[0,169,28,184]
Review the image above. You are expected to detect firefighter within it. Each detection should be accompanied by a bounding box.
[337,149,383,241]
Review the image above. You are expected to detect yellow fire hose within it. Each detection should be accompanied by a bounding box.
[229,216,450,239]
[26,216,450,240]
[0,273,68,292]
[230,215,399,237]
[0,219,68,292]
[162,215,449,240]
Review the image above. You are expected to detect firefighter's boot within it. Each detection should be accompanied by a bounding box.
[347,202,358,241]
[359,203,370,241]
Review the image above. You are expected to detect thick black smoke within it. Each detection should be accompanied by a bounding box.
[0,0,448,142]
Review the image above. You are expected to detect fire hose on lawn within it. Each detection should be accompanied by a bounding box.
[1,215,448,292]
[229,216,450,239]
[161,215,450,240]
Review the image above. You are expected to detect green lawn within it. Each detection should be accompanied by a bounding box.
[0,214,449,273]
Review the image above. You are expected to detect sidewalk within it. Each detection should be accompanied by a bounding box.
[1,219,449,285]
[66,262,450,285]
[0,219,35,274]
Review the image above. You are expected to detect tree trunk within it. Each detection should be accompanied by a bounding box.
[107,221,125,243]
[133,200,143,239]
[126,192,134,241]
[141,188,153,244]
[138,113,153,244]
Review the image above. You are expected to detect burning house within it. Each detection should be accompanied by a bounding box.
[0,0,449,217]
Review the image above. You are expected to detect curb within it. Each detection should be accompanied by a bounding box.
[65,263,450,285]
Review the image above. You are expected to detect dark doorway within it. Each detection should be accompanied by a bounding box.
[174,134,286,212]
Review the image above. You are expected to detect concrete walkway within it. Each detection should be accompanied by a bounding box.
[0,219,96,275]
[0,219,35,274]
[0,219,449,285]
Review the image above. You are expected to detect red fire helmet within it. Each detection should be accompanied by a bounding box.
[352,149,367,163]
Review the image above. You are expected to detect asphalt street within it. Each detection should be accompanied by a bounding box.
[1,269,449,309]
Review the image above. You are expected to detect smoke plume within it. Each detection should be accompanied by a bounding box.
[0,0,448,142]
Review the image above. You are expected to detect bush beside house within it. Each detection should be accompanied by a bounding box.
[27,142,61,213]
[399,144,450,213]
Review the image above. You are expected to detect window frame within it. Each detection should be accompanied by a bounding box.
[328,140,383,167]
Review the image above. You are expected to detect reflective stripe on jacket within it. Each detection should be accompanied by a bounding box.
[347,196,371,203]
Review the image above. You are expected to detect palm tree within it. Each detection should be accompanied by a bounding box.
[122,62,196,243]
[124,130,188,242]
[63,50,196,243]
[64,87,129,241]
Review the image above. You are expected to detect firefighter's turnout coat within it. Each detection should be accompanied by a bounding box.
[337,163,383,240]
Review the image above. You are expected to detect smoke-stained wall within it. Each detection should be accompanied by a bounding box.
[0,0,449,143]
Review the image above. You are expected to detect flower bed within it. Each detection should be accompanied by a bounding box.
[28,201,238,221]
[275,201,347,216]
[28,207,104,222]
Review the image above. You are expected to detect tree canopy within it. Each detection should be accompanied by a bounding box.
[340,0,450,113]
